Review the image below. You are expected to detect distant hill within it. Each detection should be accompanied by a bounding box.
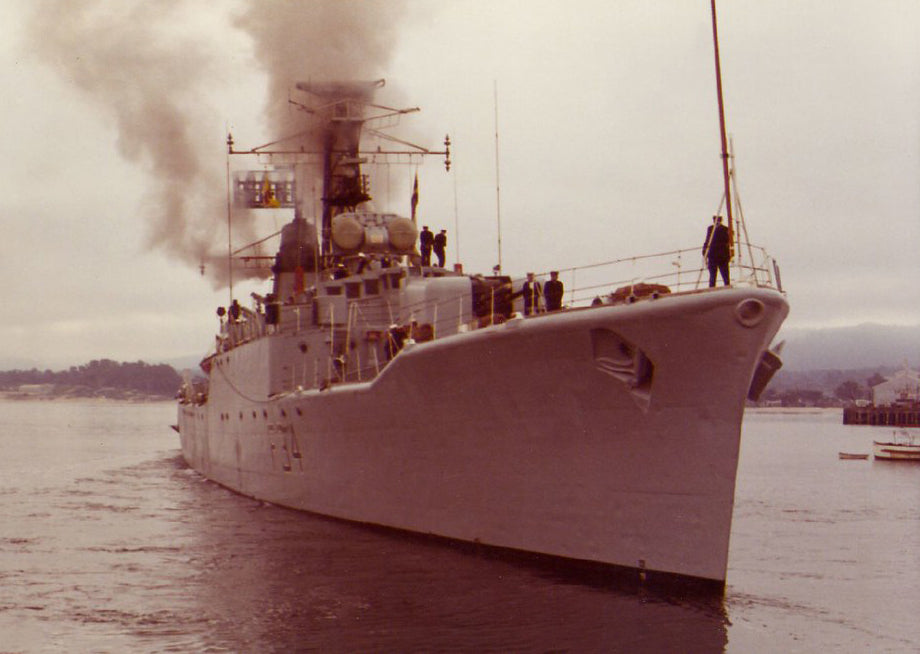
[760,323,919,401]
[0,354,204,375]
[0,359,182,400]
[1,323,916,400]
[776,323,920,371]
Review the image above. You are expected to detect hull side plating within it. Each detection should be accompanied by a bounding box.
[179,287,787,583]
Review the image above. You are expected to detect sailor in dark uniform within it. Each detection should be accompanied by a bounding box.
[516,272,542,315]
[543,271,564,311]
[419,225,433,266]
[702,215,731,287]
[433,229,447,267]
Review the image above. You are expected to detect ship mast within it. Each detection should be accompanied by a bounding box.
[227,80,450,273]
[710,0,734,246]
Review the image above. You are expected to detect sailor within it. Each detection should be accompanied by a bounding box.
[543,271,564,312]
[216,306,228,343]
[265,293,280,330]
[229,299,241,321]
[513,272,543,315]
[433,229,447,267]
[702,215,731,287]
[419,225,434,266]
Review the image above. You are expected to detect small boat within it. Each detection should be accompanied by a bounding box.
[873,430,920,461]
[838,452,869,460]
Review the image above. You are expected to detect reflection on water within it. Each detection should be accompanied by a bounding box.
[0,400,727,653]
[1,402,918,652]
[177,465,728,653]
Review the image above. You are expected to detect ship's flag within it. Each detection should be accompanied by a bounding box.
[410,172,419,224]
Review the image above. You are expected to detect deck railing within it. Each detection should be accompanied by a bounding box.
[320,242,782,385]
[211,242,782,390]
[554,243,781,307]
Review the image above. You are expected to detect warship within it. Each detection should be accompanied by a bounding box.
[176,12,788,588]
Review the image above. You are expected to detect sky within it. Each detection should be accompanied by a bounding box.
[1,0,918,369]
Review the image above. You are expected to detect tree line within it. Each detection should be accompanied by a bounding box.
[759,372,887,407]
[0,359,182,397]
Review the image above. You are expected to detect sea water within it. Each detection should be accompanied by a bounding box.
[0,400,917,653]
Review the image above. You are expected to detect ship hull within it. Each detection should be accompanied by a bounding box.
[178,287,787,585]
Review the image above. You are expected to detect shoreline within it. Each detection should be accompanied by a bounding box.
[2,395,845,410]
[746,406,839,415]
[0,391,174,403]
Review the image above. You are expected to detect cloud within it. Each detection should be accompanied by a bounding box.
[3,0,919,368]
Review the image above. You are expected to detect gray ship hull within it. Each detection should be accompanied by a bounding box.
[178,287,787,584]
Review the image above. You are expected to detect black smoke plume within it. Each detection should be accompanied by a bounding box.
[28,0,408,286]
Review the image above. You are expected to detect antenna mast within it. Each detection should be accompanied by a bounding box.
[493,80,503,273]
[226,132,234,303]
[710,0,734,243]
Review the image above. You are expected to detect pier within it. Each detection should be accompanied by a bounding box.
[843,403,920,427]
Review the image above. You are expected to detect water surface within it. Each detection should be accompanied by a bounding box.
[0,401,917,652]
